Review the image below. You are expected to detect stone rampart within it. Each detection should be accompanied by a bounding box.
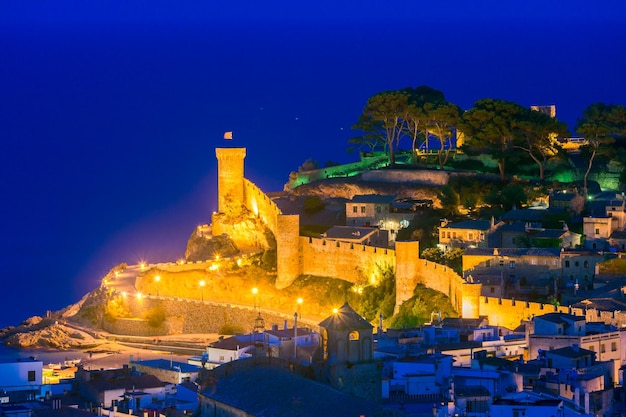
[286,154,388,189]
[361,169,450,186]
[106,297,299,336]
[300,237,395,284]
[413,259,466,313]
[243,179,282,236]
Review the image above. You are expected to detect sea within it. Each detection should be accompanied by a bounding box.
[1,13,625,329]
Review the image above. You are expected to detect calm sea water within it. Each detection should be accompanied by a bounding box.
[0,18,624,328]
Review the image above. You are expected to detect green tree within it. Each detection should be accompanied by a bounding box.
[421,247,444,264]
[576,103,626,197]
[459,99,526,180]
[352,91,410,167]
[438,184,460,216]
[512,108,568,180]
[401,86,447,161]
[426,102,463,170]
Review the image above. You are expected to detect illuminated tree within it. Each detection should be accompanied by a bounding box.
[576,103,626,197]
[512,107,568,180]
[402,86,447,162]
[352,91,410,167]
[425,102,462,170]
[459,99,525,180]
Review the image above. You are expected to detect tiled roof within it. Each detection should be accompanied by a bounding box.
[323,226,378,240]
[571,298,626,312]
[441,220,492,230]
[535,312,585,324]
[200,365,379,416]
[501,208,545,222]
[350,194,396,204]
[464,247,562,257]
[131,359,200,373]
[546,345,594,358]
[455,385,491,398]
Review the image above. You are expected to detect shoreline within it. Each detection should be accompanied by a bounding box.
[0,339,207,370]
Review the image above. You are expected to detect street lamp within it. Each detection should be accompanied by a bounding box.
[297,297,303,316]
[252,287,258,311]
[154,275,160,297]
[199,280,205,301]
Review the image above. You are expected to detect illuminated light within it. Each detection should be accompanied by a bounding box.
[252,287,258,295]
[297,297,303,305]
[122,291,127,297]
[136,292,143,299]
[114,271,119,277]
[154,275,161,283]
[140,262,146,270]
[333,308,338,314]
[209,263,219,271]
[236,258,242,267]
[215,254,220,261]
[199,280,206,301]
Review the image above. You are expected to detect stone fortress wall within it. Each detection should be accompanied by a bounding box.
[103,296,299,336]
[213,147,626,330]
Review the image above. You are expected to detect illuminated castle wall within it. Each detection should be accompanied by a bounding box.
[211,147,626,329]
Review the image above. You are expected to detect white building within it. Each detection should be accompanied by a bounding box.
[0,357,43,391]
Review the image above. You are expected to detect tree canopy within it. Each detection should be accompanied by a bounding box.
[576,102,626,196]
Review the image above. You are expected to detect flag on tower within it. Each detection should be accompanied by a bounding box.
[224,131,233,140]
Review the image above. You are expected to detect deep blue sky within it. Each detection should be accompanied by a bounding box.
[1,1,625,328]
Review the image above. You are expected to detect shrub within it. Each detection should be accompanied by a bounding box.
[303,195,325,214]
[145,305,167,328]
[219,323,245,335]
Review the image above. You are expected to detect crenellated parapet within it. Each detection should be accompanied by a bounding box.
[215,146,619,328]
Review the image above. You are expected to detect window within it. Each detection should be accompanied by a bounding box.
[600,344,606,353]
[352,206,357,213]
[486,260,491,267]
[452,232,457,239]
[509,261,516,269]
[360,206,366,213]
[612,342,617,351]
[554,260,558,266]
[28,370,35,382]
[349,331,359,341]
[376,206,382,214]
[565,260,570,267]
[490,287,495,294]
[584,260,589,268]
[575,261,579,267]
[468,232,474,240]
[595,228,600,235]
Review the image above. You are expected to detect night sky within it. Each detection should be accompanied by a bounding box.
[1,1,625,328]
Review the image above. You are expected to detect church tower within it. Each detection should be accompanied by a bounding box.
[318,303,380,401]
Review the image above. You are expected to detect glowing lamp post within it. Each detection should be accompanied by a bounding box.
[154,275,161,297]
[199,280,206,301]
[252,287,258,311]
[294,297,303,362]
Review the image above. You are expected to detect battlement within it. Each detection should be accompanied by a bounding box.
[213,147,626,330]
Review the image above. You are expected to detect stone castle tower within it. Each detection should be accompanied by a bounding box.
[215,147,246,214]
